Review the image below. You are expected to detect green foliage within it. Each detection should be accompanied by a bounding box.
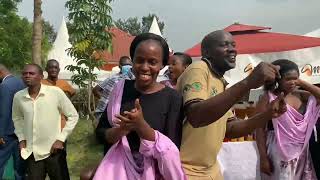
[67,118,103,179]
[114,13,165,36]
[0,0,54,70]
[65,0,114,88]
[114,17,142,36]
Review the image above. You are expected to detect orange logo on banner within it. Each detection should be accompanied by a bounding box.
[301,64,314,76]
[244,63,254,74]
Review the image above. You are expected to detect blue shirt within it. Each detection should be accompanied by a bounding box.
[0,75,25,138]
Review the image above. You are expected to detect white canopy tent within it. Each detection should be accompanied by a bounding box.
[148,16,171,81]
[47,17,112,82]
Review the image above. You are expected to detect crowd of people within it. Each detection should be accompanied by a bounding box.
[1,30,320,180]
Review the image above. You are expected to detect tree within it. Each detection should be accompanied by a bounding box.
[43,20,56,44]
[114,17,141,36]
[114,13,165,36]
[32,0,42,65]
[65,0,113,121]
[0,0,53,71]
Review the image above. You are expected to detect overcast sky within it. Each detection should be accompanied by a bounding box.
[18,0,320,51]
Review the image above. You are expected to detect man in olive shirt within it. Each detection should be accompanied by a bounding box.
[177,30,287,179]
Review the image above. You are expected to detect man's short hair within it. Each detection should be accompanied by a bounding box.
[119,56,131,65]
[46,59,60,67]
[201,30,226,58]
[25,63,44,75]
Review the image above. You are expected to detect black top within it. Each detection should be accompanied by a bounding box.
[96,80,183,155]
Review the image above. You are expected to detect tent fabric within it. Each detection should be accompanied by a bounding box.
[185,23,320,57]
[224,23,270,33]
[47,17,111,81]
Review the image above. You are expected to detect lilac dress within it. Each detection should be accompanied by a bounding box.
[261,92,320,180]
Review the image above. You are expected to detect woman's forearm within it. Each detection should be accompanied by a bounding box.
[299,79,320,99]
[136,121,155,141]
[105,128,128,144]
[256,128,268,159]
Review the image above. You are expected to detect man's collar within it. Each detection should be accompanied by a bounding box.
[24,84,46,99]
[201,58,229,87]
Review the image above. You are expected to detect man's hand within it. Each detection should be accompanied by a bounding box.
[268,92,287,118]
[260,156,273,175]
[19,140,26,150]
[246,62,280,89]
[50,140,64,154]
[0,138,5,145]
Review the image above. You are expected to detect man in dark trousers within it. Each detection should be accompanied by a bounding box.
[0,64,25,179]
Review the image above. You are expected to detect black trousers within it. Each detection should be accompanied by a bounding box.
[25,150,70,180]
[309,126,320,179]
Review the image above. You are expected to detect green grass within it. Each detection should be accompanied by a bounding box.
[67,118,103,180]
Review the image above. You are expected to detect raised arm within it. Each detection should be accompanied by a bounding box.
[296,79,320,103]
[182,62,280,128]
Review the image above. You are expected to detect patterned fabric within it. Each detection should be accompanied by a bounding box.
[95,72,134,114]
[261,131,317,180]
[160,80,175,89]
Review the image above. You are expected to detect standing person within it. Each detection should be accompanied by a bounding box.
[256,59,320,180]
[177,30,287,180]
[12,64,79,180]
[93,33,185,180]
[42,59,76,131]
[92,56,133,99]
[93,56,134,125]
[0,64,25,180]
[161,52,192,89]
[42,59,76,98]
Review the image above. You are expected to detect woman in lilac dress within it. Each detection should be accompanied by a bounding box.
[161,52,192,89]
[256,59,320,180]
[93,33,186,180]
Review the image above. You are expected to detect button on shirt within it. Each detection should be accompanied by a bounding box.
[12,85,79,161]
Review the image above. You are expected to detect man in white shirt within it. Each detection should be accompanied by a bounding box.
[12,64,79,180]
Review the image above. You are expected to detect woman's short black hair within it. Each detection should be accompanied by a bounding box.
[264,59,299,91]
[173,52,193,66]
[130,33,170,66]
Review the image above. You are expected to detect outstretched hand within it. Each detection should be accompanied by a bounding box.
[269,92,287,118]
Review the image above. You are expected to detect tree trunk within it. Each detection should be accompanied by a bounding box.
[32,0,42,65]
